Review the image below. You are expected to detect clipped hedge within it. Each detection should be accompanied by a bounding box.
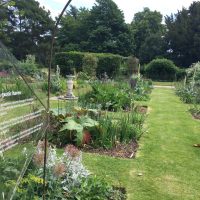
[55,52,85,74]
[145,58,178,81]
[55,51,124,77]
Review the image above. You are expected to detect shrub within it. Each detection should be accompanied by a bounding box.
[55,52,124,77]
[176,68,186,80]
[19,55,40,77]
[82,54,98,78]
[145,58,178,81]
[0,60,13,71]
[96,53,122,77]
[175,84,196,103]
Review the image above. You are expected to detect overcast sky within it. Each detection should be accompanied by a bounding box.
[37,0,196,23]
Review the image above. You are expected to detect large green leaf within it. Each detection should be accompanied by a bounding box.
[79,116,99,128]
[61,117,74,123]
[59,119,83,132]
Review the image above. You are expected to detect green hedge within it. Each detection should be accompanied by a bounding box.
[145,58,179,81]
[55,52,85,74]
[55,51,124,77]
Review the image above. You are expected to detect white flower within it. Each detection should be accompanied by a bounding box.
[22,147,27,157]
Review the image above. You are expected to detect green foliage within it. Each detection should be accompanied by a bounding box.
[0,78,32,100]
[176,62,200,104]
[96,53,122,77]
[58,1,134,56]
[2,145,125,199]
[55,51,124,77]
[1,0,54,65]
[0,60,13,71]
[80,80,152,111]
[68,176,126,200]
[94,112,145,149]
[165,2,200,67]
[82,54,98,78]
[131,8,166,64]
[133,77,153,101]
[42,76,66,95]
[19,55,40,77]
[59,115,98,146]
[55,51,84,74]
[145,58,178,81]
[80,82,134,111]
[175,84,196,103]
[0,154,31,199]
[176,68,186,80]
[50,104,145,149]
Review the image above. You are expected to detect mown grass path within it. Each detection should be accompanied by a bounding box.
[83,88,200,200]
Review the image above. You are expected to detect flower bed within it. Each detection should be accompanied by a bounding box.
[1,142,126,199]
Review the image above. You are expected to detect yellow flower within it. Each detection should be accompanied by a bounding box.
[29,174,44,184]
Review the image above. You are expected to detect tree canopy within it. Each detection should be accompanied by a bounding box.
[0,0,54,65]
[58,0,134,56]
[130,8,166,64]
[165,1,200,67]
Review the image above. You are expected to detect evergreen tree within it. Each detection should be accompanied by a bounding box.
[165,2,200,67]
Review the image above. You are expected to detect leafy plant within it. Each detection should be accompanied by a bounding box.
[59,115,98,146]
[176,62,200,104]
[80,82,134,111]
[68,176,126,200]
[93,111,145,149]
[19,55,40,77]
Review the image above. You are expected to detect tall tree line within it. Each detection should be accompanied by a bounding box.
[1,0,200,67]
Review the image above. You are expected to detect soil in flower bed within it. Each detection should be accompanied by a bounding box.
[82,140,138,159]
[191,113,200,120]
[113,187,127,199]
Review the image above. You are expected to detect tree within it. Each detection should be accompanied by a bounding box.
[0,0,54,65]
[0,0,15,44]
[86,0,134,56]
[165,2,200,67]
[57,0,134,56]
[131,8,166,64]
[57,6,90,52]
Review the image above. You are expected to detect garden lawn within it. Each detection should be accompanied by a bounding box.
[153,81,175,86]
[83,88,200,200]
